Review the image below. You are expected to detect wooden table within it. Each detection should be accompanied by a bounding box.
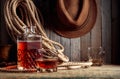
[0,65,120,79]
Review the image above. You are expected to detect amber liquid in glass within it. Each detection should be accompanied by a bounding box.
[35,58,58,69]
[17,41,42,70]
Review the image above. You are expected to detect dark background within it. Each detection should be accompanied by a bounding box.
[111,0,120,64]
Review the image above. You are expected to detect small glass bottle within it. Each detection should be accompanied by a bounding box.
[17,26,42,70]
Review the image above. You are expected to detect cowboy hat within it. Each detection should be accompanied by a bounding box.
[41,0,97,38]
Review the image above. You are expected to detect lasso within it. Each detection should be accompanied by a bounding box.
[4,0,69,62]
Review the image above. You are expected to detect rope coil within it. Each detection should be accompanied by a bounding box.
[4,0,69,62]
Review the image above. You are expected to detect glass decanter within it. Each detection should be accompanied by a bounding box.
[17,26,42,70]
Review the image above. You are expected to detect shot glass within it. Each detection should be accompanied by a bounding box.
[35,49,58,72]
[88,46,105,66]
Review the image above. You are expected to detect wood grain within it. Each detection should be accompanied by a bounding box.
[0,0,112,64]
[60,37,71,61]
[91,0,102,48]
[102,0,111,64]
[0,65,120,79]
[70,38,81,61]
[80,33,91,61]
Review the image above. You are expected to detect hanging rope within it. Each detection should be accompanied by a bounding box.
[4,0,69,62]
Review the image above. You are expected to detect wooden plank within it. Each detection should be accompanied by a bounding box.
[0,65,120,78]
[50,31,61,44]
[60,37,71,61]
[102,0,111,64]
[80,33,91,61]
[70,38,81,62]
[91,0,102,48]
[50,30,61,49]
[44,25,51,38]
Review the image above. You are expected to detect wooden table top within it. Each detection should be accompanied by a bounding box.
[0,65,120,79]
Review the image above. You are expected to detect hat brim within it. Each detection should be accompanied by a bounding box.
[48,0,97,38]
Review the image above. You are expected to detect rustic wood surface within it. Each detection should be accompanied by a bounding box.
[0,65,120,79]
[91,0,102,49]
[101,0,112,64]
[0,0,112,64]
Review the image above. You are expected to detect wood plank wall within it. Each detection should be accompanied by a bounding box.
[0,0,112,64]
[102,0,112,64]
[43,0,112,64]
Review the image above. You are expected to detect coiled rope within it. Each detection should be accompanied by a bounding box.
[4,0,69,62]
